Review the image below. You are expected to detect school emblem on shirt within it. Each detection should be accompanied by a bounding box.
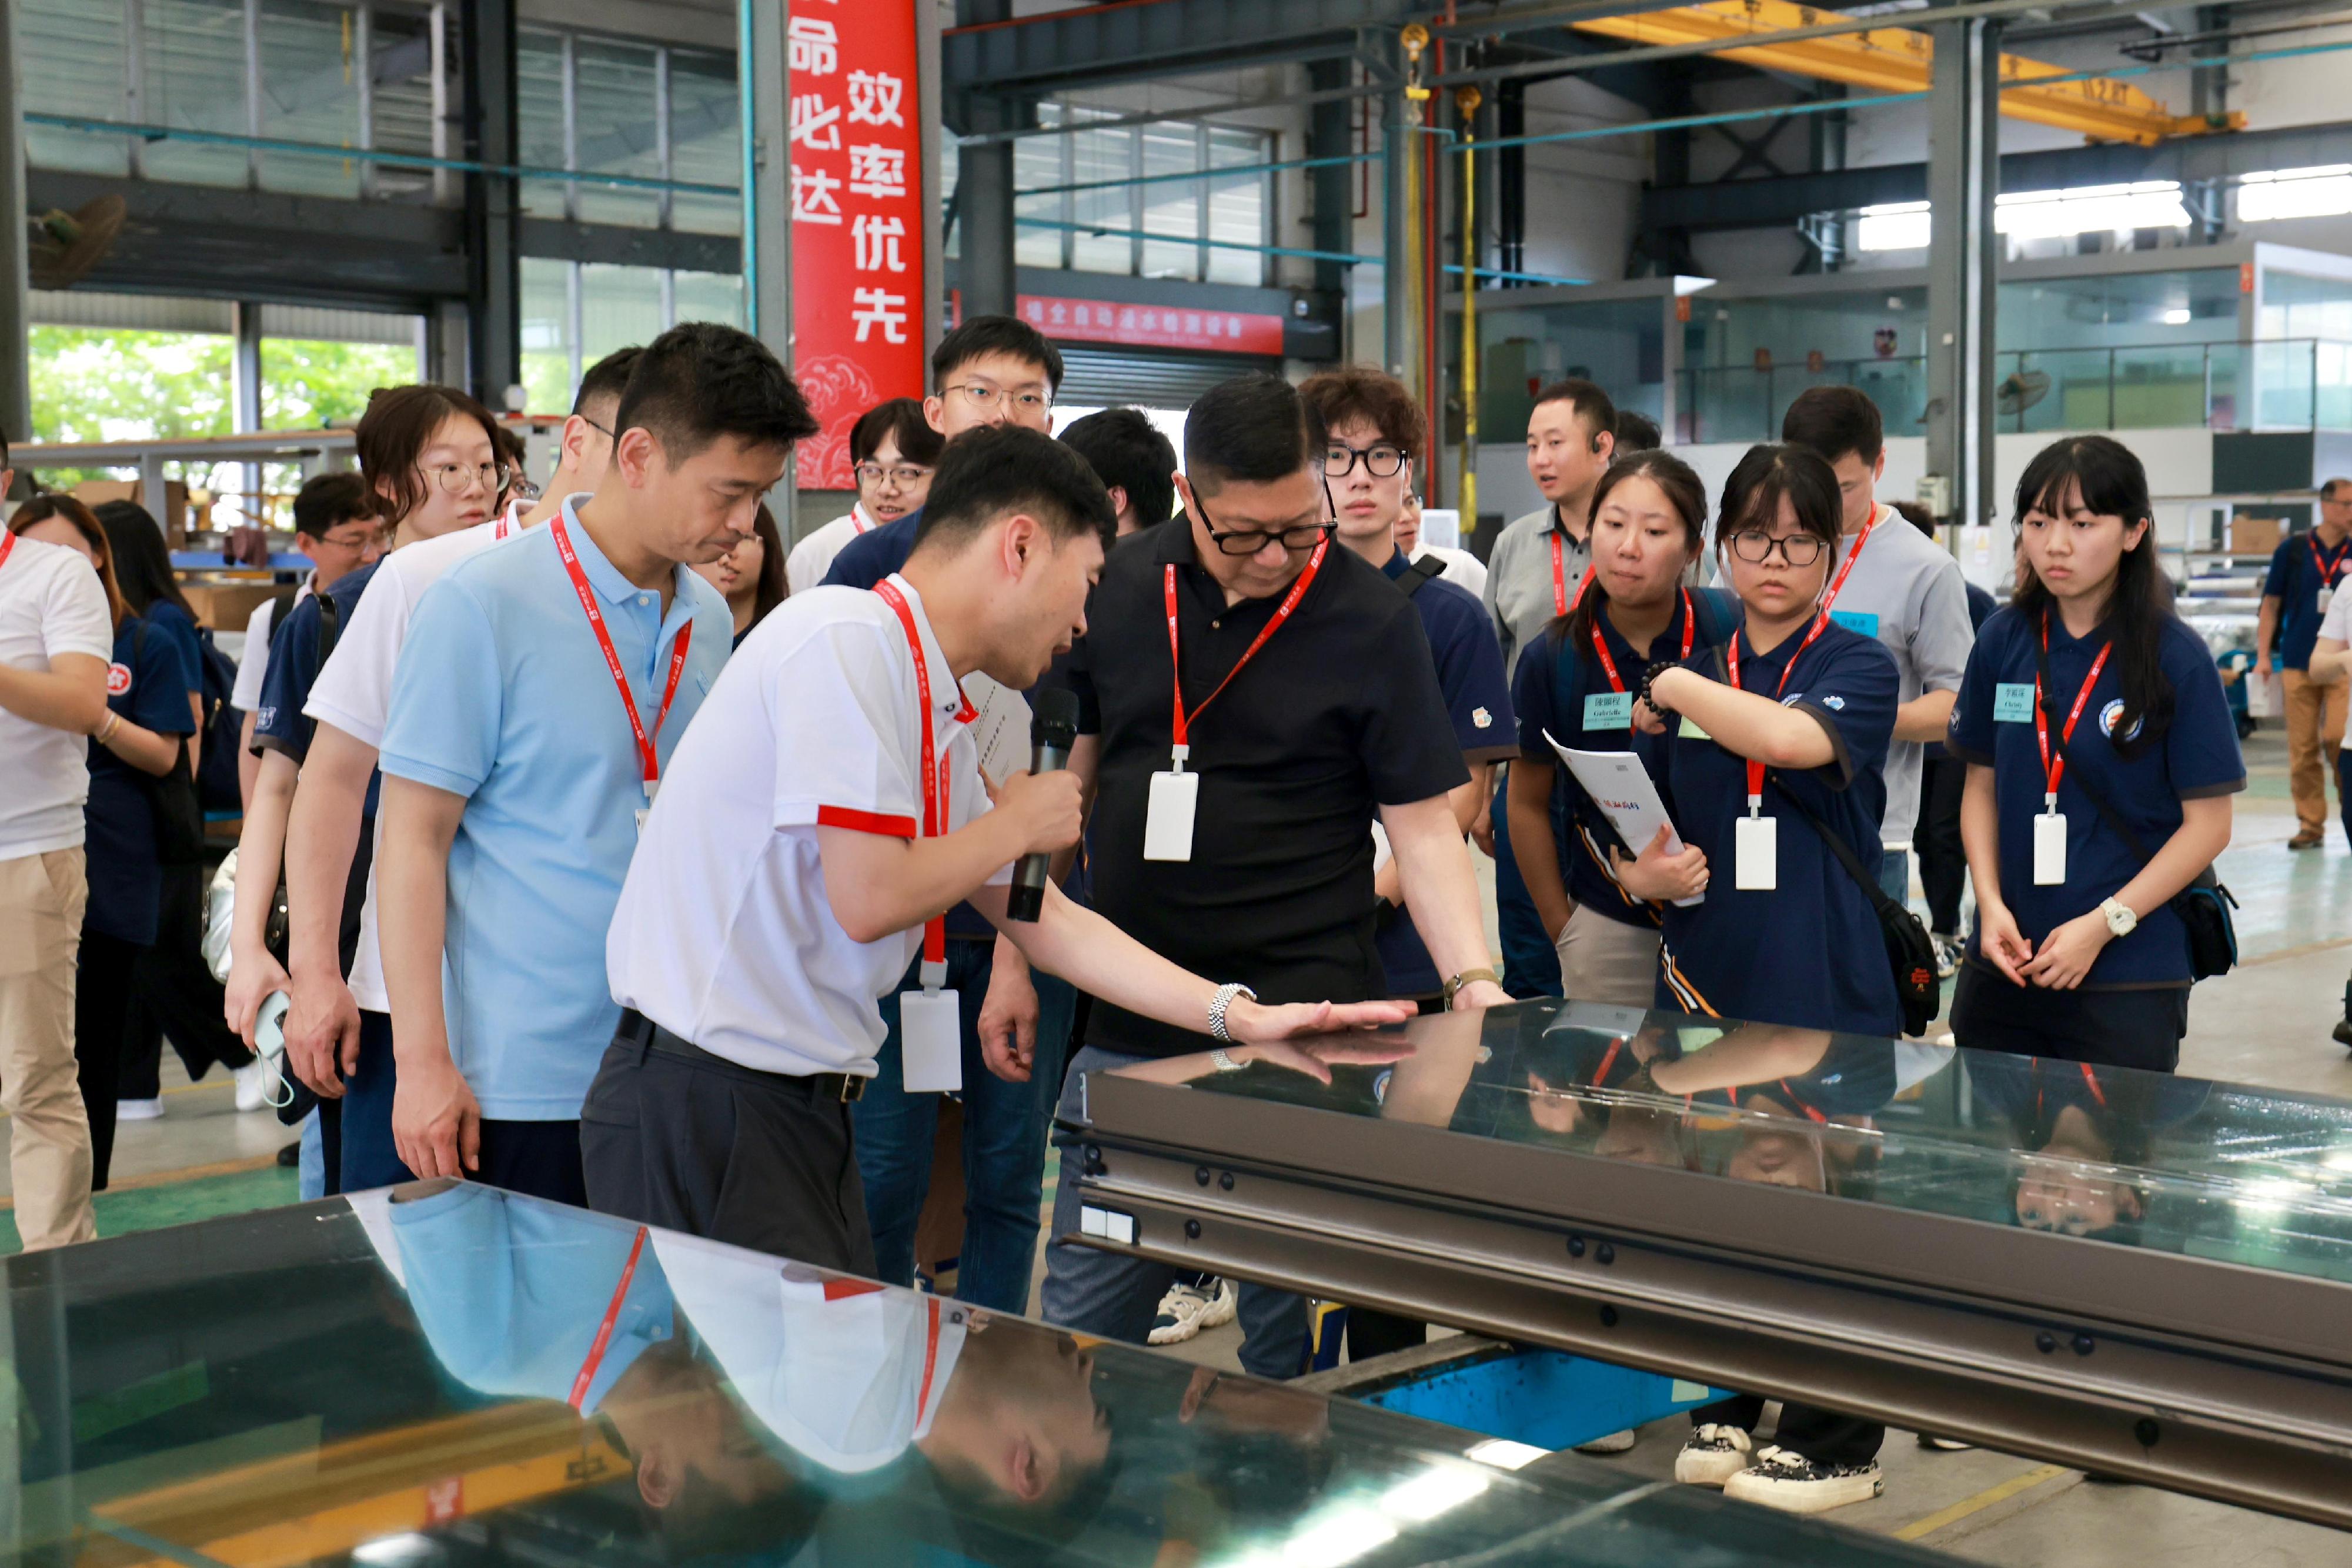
[1822,695,1846,711]
[2098,698,2142,742]
[1472,706,1493,728]
[106,662,131,696]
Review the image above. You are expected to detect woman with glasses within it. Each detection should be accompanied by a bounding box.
[1623,443,1903,1039]
[786,398,940,594]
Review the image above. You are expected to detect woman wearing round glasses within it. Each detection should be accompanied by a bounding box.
[786,399,940,594]
[1622,443,1903,1039]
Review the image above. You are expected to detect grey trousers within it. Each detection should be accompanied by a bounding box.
[1038,1044,1309,1380]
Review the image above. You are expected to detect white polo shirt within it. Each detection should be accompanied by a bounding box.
[0,535,115,860]
[229,576,312,714]
[303,513,534,1013]
[783,502,878,596]
[606,574,1010,1076]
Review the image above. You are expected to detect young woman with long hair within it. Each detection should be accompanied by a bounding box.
[1947,434,2240,1072]
[693,502,789,647]
[1506,449,1738,1006]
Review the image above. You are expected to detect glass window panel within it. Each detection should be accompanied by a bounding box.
[1138,123,1200,282]
[255,0,362,199]
[520,256,574,416]
[1069,125,1134,276]
[669,48,740,237]
[516,29,566,220]
[262,336,418,429]
[22,0,128,176]
[579,262,667,365]
[673,268,744,330]
[363,7,441,204]
[1013,131,1066,268]
[139,0,249,188]
[573,38,662,228]
[1207,126,1267,286]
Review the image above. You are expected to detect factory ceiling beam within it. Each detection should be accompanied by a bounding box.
[1639,117,2352,230]
[941,0,1421,95]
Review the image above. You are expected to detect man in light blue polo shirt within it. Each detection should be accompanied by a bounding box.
[377,323,818,1203]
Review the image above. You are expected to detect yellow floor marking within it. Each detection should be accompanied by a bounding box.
[0,1152,278,1212]
[1891,1463,2069,1541]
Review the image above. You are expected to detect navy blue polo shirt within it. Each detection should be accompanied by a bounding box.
[1653,620,1902,1035]
[2261,529,2352,670]
[1513,589,1740,931]
[255,561,383,816]
[1377,547,1518,995]
[820,508,921,590]
[83,611,202,945]
[1946,606,2244,988]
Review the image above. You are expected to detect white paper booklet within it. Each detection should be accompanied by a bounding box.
[1542,732,1703,908]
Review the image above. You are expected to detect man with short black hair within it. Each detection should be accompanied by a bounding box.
[588,423,1406,1265]
[377,323,814,1203]
[2258,474,2352,847]
[1037,373,1508,1376]
[1057,407,1177,538]
[1614,409,1661,454]
[1780,385,1975,902]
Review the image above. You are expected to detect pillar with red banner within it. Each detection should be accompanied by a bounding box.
[786,1,930,490]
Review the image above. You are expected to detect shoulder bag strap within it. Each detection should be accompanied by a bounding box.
[1764,773,1906,922]
[1396,556,1446,599]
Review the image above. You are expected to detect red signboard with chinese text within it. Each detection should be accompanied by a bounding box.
[1014,294,1285,355]
[789,1,924,489]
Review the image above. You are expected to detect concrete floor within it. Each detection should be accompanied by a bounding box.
[7,731,2350,1562]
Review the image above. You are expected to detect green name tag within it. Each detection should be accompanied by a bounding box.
[1993,682,2037,723]
[1583,691,1633,730]
[1678,713,1711,740]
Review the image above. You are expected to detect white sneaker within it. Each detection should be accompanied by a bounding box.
[1574,1429,1638,1455]
[232,1058,279,1113]
[1722,1444,1885,1513]
[116,1098,165,1122]
[1674,1423,1753,1486]
[1148,1278,1236,1345]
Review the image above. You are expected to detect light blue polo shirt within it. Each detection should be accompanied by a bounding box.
[380,497,731,1119]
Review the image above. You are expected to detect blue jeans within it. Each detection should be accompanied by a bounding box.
[1040,1045,1310,1380]
[1879,848,1911,907]
[853,941,1075,1314]
[1491,771,1562,999]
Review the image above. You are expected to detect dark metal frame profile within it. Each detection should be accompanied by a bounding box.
[1069,1071,2352,1530]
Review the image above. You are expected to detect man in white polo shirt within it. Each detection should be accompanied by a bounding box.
[0,483,111,1251]
[592,424,1411,1268]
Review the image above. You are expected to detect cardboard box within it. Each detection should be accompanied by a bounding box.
[2230,515,2287,556]
[179,581,283,632]
[72,479,191,546]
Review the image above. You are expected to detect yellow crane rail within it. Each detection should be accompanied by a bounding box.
[1571,0,2244,146]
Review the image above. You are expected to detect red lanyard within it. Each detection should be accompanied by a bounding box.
[874,578,965,977]
[853,503,876,536]
[568,1225,649,1409]
[549,513,694,801]
[1724,613,1830,803]
[1164,535,1329,755]
[1589,589,1696,694]
[1549,528,1592,617]
[1818,509,1880,616]
[0,531,15,576]
[494,501,523,541]
[2311,531,2349,584]
[2034,617,2113,808]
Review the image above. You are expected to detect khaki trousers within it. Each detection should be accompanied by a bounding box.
[1554,904,1664,1009]
[0,848,96,1250]
[2283,669,2348,837]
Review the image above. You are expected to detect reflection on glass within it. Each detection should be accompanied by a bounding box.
[11,1186,1945,1566]
[1140,998,2352,1285]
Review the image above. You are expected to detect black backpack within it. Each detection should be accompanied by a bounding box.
[194,624,242,814]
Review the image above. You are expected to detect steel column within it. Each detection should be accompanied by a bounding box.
[460,0,523,407]
[1308,58,1355,297]
[1383,81,1416,382]
[954,0,1020,321]
[233,300,263,523]
[0,0,28,449]
[1923,18,1999,529]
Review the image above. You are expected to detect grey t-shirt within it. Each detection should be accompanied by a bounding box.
[1485,504,1591,683]
[1823,503,1975,848]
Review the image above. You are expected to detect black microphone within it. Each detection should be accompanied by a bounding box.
[1005,687,1081,922]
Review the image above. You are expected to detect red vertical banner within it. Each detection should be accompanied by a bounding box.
[787,1,927,489]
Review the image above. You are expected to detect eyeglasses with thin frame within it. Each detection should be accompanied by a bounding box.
[423,460,503,497]
[943,383,1051,417]
[1324,442,1408,479]
[856,461,933,490]
[580,416,616,440]
[1196,483,1338,557]
[1726,529,1827,568]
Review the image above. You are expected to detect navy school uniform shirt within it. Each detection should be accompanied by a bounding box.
[1377,548,1518,995]
[253,560,383,817]
[1653,619,1903,1035]
[1946,606,2244,989]
[820,507,921,591]
[83,610,202,945]
[1512,587,1741,932]
[2261,528,2352,671]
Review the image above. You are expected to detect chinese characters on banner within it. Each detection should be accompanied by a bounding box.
[1014,295,1286,356]
[789,1,924,489]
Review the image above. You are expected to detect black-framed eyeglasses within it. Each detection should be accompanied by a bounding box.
[1324,442,1407,479]
[1726,529,1827,567]
[1196,484,1337,557]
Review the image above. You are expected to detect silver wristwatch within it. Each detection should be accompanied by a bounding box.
[1208,981,1257,1044]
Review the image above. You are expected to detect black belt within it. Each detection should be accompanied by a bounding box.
[614,1009,867,1103]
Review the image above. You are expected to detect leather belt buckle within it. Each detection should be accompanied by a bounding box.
[837,1074,867,1104]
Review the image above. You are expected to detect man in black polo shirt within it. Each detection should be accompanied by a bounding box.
[1037,373,1511,1377]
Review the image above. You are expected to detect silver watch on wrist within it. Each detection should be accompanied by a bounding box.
[1208,981,1257,1044]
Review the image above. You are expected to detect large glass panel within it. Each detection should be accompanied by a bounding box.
[261,336,416,429]
[2254,338,2318,429]
[1479,297,1666,438]
[255,0,363,198]
[138,0,249,188]
[22,0,129,177]
[1997,268,2239,352]
[1139,122,1202,282]
[573,37,662,229]
[7,1187,1942,1567]
[519,256,573,417]
[364,5,443,205]
[1069,122,1136,276]
[668,46,740,237]
[516,29,567,220]
[1205,124,1266,286]
[2257,268,2352,343]
[673,267,745,329]
[579,262,667,368]
[1013,123,1065,270]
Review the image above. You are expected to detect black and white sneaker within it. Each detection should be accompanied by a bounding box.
[1673,1423,1753,1487]
[1930,932,1963,979]
[1723,1445,1885,1513]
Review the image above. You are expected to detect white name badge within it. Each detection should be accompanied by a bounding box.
[1145,768,1200,862]
[1734,814,1778,891]
[633,807,649,837]
[901,988,963,1093]
[2321,585,2337,616]
[2034,811,2068,886]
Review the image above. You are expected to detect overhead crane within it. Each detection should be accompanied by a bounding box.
[1568,0,2245,146]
